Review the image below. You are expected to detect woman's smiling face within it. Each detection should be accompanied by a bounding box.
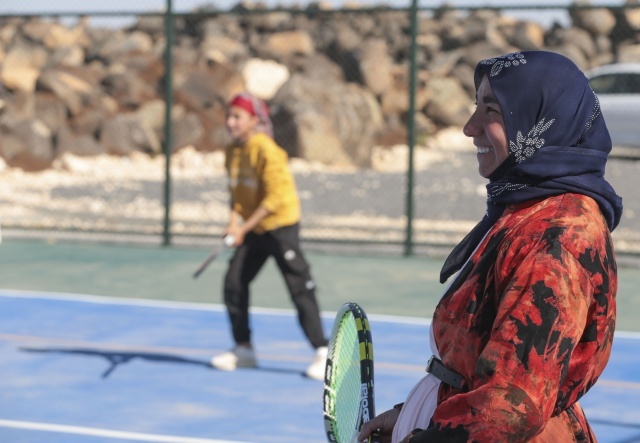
[463,75,510,178]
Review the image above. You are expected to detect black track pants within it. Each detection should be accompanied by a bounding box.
[222,223,328,349]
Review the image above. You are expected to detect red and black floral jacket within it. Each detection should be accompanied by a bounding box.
[409,193,617,443]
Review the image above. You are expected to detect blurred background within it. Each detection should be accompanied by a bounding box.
[1,4,639,441]
[0,0,638,259]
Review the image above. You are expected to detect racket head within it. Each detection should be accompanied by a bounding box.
[323,302,376,443]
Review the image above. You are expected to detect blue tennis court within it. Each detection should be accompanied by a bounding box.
[1,289,639,443]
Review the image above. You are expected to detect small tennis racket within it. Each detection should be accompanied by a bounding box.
[192,235,235,279]
[323,302,381,443]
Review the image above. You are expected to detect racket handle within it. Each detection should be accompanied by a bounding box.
[223,235,235,248]
[369,431,382,443]
[192,235,236,279]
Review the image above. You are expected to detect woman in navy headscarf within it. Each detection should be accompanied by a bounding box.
[359,51,622,443]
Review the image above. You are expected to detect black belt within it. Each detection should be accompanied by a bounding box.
[426,356,464,389]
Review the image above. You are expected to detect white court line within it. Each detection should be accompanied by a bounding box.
[4,288,640,333]
[5,289,640,333]
[0,288,431,325]
[0,419,255,443]
[0,288,229,313]
[5,288,640,334]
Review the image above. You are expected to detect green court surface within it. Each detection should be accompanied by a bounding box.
[2,238,639,332]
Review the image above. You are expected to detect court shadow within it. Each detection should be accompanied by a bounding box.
[20,347,309,379]
[21,346,213,378]
[244,364,309,378]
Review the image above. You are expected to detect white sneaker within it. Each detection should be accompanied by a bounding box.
[211,346,257,371]
[305,346,328,380]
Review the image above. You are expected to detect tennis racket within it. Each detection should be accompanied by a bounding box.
[192,235,235,279]
[323,302,381,443]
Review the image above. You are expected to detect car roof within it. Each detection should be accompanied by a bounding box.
[586,63,640,78]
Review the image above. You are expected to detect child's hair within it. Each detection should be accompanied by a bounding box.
[227,92,274,138]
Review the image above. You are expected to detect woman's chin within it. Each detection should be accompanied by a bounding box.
[477,158,496,178]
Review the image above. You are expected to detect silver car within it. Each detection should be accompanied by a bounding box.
[586,63,640,153]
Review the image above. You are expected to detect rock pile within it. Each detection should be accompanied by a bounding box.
[0,0,639,171]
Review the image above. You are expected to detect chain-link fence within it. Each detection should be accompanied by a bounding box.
[0,2,638,256]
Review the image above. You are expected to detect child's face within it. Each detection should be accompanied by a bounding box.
[226,106,258,144]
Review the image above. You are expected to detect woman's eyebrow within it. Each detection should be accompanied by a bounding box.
[481,95,500,105]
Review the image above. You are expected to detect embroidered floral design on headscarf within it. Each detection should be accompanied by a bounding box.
[577,91,601,146]
[487,182,527,203]
[509,118,556,163]
[480,52,527,77]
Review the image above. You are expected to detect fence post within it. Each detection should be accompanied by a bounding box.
[162,0,175,246]
[404,0,419,256]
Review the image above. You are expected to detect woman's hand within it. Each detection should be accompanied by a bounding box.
[357,408,400,443]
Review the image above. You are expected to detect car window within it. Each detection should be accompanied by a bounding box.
[590,73,640,94]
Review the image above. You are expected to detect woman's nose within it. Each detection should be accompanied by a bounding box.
[463,114,480,137]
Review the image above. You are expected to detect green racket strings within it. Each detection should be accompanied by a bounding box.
[327,312,362,443]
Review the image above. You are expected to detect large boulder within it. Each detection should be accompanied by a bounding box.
[35,92,69,136]
[242,58,290,100]
[264,30,315,59]
[0,43,48,92]
[100,114,161,156]
[37,68,97,116]
[424,76,472,127]
[353,38,394,96]
[56,125,105,157]
[271,73,383,167]
[0,117,54,170]
[569,1,617,36]
[1,8,640,171]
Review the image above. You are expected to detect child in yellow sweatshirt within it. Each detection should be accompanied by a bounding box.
[211,92,328,380]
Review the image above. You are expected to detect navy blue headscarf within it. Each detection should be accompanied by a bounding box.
[440,51,623,283]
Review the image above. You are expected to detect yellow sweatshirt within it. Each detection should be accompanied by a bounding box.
[225,132,301,233]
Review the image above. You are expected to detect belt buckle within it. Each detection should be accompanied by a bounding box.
[426,355,435,373]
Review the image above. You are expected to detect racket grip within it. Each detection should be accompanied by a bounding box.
[223,235,235,247]
[369,431,382,443]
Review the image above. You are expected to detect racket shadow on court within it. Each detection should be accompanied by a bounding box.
[21,347,214,379]
[20,347,307,379]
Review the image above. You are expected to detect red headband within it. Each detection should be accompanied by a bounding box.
[228,95,255,116]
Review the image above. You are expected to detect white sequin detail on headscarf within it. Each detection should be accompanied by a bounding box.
[487,182,528,203]
[509,118,556,163]
[480,52,527,77]
[577,91,601,146]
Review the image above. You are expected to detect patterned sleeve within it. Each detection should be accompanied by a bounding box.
[410,237,597,442]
